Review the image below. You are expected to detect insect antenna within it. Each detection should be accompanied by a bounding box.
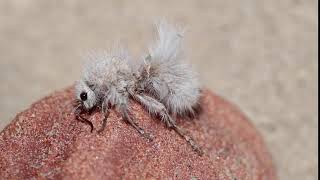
[73,101,94,132]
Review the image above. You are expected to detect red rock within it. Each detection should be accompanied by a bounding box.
[0,87,276,180]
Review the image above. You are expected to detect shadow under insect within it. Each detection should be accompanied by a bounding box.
[73,97,204,156]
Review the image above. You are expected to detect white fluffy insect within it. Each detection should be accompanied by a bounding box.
[74,20,203,155]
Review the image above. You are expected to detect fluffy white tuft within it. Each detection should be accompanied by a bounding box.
[141,20,201,116]
[148,20,185,64]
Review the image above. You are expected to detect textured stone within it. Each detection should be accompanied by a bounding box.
[0,87,276,179]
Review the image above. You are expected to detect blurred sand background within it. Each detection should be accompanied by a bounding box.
[0,0,317,179]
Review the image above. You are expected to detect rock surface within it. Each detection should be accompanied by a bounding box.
[0,87,276,179]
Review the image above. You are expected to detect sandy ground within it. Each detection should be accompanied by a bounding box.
[0,0,317,179]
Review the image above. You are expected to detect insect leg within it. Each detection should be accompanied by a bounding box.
[133,94,203,156]
[97,100,111,133]
[170,121,204,156]
[119,104,153,141]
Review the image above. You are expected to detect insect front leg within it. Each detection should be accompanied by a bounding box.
[132,93,203,156]
[119,104,153,141]
[97,100,111,133]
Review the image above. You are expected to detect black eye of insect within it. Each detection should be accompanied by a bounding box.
[80,92,87,101]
